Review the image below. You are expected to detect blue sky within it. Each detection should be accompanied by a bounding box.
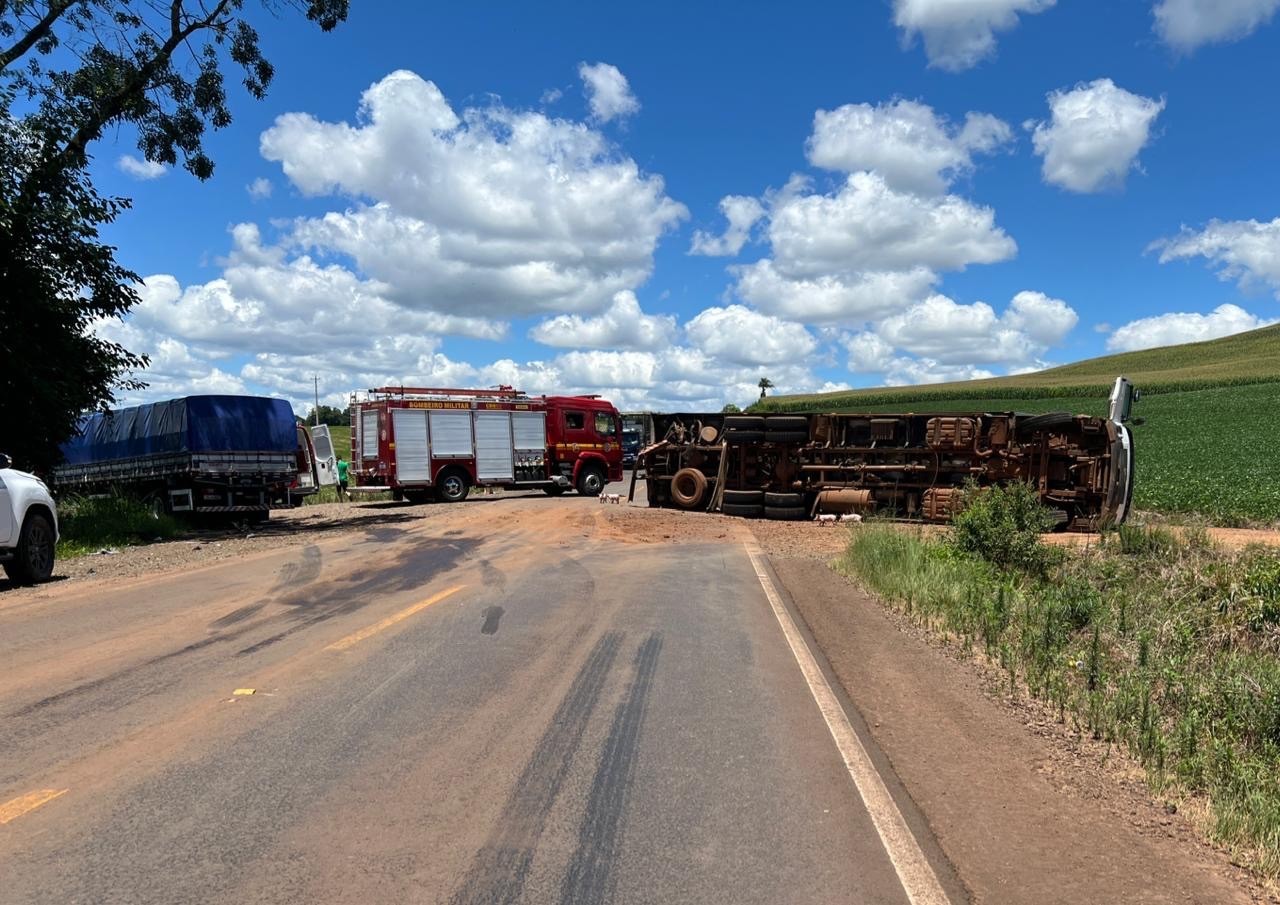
[90,0,1280,411]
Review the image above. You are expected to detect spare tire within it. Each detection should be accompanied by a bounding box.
[670,467,708,509]
[724,415,765,432]
[764,492,803,508]
[764,506,807,521]
[1016,411,1075,437]
[723,489,765,506]
[721,503,764,519]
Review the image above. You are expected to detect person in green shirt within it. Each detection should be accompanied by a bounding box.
[336,457,349,502]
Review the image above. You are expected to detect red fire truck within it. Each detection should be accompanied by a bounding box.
[350,387,625,503]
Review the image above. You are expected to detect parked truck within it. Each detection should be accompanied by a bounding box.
[52,395,317,520]
[349,386,624,502]
[635,377,1138,530]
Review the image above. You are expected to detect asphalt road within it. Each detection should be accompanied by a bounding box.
[0,495,958,904]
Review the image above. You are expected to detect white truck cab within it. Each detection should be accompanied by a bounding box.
[0,453,59,585]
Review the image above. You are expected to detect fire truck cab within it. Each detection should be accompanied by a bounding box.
[350,387,624,503]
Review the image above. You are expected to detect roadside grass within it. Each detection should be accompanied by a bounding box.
[56,492,181,558]
[758,382,1280,524]
[299,485,392,505]
[836,499,1280,876]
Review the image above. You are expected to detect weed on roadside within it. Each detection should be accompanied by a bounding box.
[56,492,181,557]
[837,514,1280,876]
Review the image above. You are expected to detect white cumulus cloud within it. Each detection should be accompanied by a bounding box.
[118,154,167,180]
[1150,217,1280,295]
[1154,0,1280,51]
[261,69,685,319]
[807,99,1012,194]
[876,291,1077,365]
[246,177,272,200]
[578,62,640,122]
[684,305,817,367]
[529,291,676,350]
[892,0,1056,71]
[690,195,766,256]
[1029,79,1165,193]
[1107,304,1275,351]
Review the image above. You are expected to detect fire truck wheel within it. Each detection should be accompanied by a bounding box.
[436,471,470,503]
[670,468,707,509]
[576,467,606,497]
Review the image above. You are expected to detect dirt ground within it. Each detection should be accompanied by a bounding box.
[7,489,1280,899]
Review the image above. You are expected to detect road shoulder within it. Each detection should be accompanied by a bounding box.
[770,555,1267,905]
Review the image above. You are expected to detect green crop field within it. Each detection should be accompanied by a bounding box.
[757,325,1280,523]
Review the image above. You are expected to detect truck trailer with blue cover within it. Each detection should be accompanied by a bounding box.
[53,395,309,519]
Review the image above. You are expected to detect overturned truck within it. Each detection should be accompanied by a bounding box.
[635,378,1137,530]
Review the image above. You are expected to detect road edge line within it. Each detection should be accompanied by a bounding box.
[743,541,951,905]
[0,788,69,825]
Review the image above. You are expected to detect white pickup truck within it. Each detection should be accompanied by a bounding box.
[0,453,59,584]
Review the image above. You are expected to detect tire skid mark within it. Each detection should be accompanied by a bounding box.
[559,633,663,905]
[450,632,622,905]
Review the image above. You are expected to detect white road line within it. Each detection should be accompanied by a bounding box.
[744,541,951,905]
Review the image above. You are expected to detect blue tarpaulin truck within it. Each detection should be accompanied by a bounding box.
[52,395,316,521]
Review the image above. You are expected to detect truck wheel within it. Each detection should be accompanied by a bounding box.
[764,492,804,508]
[764,506,807,520]
[724,415,766,432]
[722,489,764,506]
[764,430,809,445]
[721,503,763,519]
[577,467,606,497]
[436,472,470,503]
[1015,412,1075,437]
[4,512,55,585]
[670,468,708,509]
[765,415,809,431]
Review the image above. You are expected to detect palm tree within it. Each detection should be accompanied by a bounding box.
[758,377,774,400]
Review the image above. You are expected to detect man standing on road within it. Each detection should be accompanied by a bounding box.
[336,456,349,502]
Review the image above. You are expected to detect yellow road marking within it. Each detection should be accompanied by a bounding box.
[0,789,68,825]
[325,586,464,652]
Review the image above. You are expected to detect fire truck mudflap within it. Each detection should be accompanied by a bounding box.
[350,387,623,502]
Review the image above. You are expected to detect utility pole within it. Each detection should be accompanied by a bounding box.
[313,375,320,426]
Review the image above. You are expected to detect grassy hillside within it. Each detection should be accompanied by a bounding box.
[757,325,1280,523]
[760,323,1280,411]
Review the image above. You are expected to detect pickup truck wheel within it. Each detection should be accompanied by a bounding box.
[4,512,55,585]
[436,473,470,503]
[576,467,606,497]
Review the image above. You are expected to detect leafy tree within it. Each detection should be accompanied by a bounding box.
[1,0,350,472]
[721,403,741,413]
[302,403,348,428]
[757,377,774,400]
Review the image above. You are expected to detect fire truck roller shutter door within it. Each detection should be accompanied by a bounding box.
[429,410,474,457]
[475,411,515,482]
[511,411,546,449]
[361,410,379,459]
[392,409,430,482]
